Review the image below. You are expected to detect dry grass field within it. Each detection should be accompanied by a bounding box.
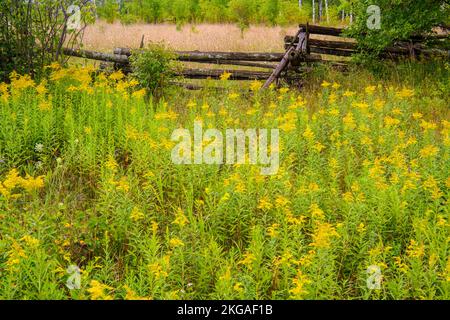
[83,21,299,52]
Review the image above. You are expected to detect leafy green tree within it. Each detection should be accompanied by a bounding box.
[199,0,230,23]
[262,0,280,25]
[229,0,257,32]
[348,0,449,53]
[0,0,94,81]
[141,0,163,23]
[96,0,119,23]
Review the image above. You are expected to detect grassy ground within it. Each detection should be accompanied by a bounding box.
[0,57,449,299]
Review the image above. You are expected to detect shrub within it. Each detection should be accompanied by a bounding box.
[347,0,449,55]
[130,43,180,98]
[0,0,94,81]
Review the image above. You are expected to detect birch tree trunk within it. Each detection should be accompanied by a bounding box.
[325,0,329,23]
[319,0,323,22]
[312,0,316,23]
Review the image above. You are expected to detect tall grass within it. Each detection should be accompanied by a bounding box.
[0,61,448,299]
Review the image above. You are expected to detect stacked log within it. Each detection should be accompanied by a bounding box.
[114,48,284,62]
[284,36,448,58]
[179,68,272,80]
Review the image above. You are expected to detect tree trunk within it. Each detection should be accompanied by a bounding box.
[312,0,316,24]
[318,0,323,22]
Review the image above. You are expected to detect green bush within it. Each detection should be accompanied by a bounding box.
[347,0,449,54]
[0,0,94,81]
[130,43,180,98]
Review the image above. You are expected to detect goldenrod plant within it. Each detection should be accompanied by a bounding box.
[0,61,448,299]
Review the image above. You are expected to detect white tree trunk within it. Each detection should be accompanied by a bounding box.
[312,0,316,23]
[319,0,323,22]
[325,0,329,23]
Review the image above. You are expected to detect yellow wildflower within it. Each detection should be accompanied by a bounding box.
[87,280,114,300]
[309,221,339,248]
[267,223,280,238]
[172,207,189,227]
[250,80,262,91]
[169,237,184,248]
[419,145,439,159]
[302,125,315,141]
[130,207,145,222]
[257,196,273,211]
[406,240,425,259]
[321,80,331,88]
[289,271,311,299]
[220,71,232,81]
[238,252,256,270]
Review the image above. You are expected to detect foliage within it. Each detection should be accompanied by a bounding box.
[0,61,449,299]
[347,0,449,55]
[96,0,347,26]
[129,43,180,98]
[0,0,94,81]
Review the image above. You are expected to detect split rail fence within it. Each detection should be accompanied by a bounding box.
[63,24,449,89]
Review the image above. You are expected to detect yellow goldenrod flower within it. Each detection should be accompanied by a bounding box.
[302,125,315,141]
[109,70,125,81]
[21,235,40,247]
[87,280,114,300]
[332,82,341,90]
[233,282,244,293]
[257,195,273,211]
[309,203,325,219]
[419,145,439,159]
[321,80,331,88]
[343,90,355,97]
[238,252,256,270]
[365,85,376,95]
[124,285,151,300]
[267,223,280,238]
[169,237,184,248]
[343,112,356,129]
[130,207,145,222]
[289,270,311,299]
[309,221,339,248]
[250,80,262,91]
[406,239,425,259]
[228,92,239,99]
[105,155,118,172]
[148,262,169,279]
[172,207,189,227]
[220,71,232,81]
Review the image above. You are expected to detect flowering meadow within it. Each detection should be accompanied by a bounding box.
[0,62,449,300]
